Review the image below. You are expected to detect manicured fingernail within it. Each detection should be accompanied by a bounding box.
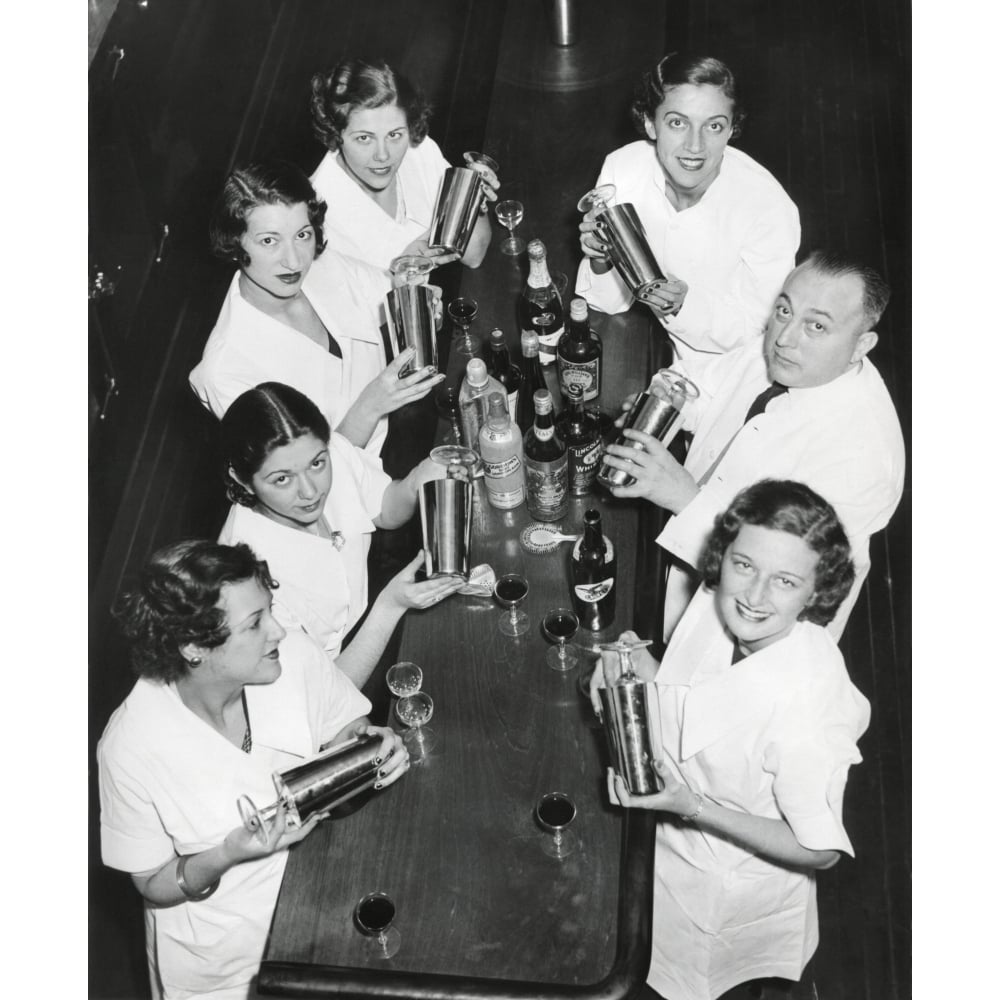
[373,756,383,766]
[378,768,386,778]
[374,781,383,790]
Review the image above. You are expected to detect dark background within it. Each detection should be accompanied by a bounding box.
[87,2,910,997]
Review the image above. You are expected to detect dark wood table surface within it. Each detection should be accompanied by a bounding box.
[260,6,673,994]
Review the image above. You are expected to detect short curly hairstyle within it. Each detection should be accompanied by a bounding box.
[221,382,331,507]
[310,57,432,152]
[701,480,855,627]
[114,540,277,684]
[630,52,746,140]
[209,160,328,267]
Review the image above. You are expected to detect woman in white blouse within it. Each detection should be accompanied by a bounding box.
[218,381,461,681]
[591,479,870,1000]
[309,58,499,271]
[576,52,800,360]
[189,160,444,454]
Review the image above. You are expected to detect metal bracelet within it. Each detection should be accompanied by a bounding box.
[176,854,220,902]
[680,793,705,823]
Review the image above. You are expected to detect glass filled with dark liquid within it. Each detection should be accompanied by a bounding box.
[494,572,530,637]
[536,791,577,859]
[542,607,580,671]
[354,891,401,959]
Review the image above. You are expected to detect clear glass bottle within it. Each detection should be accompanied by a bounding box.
[557,297,603,407]
[518,238,565,367]
[571,508,616,632]
[516,329,548,435]
[484,327,523,420]
[523,389,568,522]
[479,392,526,510]
[458,357,505,454]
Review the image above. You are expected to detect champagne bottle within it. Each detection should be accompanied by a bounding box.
[458,357,505,454]
[571,508,616,632]
[523,389,568,522]
[556,397,602,496]
[485,327,523,420]
[557,297,603,407]
[516,329,548,434]
[479,392,525,510]
[519,239,564,367]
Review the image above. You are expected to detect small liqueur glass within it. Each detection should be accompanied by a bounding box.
[536,791,577,859]
[542,607,580,671]
[495,199,525,255]
[395,691,437,758]
[354,891,401,960]
[494,572,530,637]
[447,296,480,359]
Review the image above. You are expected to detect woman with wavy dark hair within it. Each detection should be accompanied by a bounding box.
[576,51,800,360]
[591,479,869,1000]
[97,539,409,999]
[308,57,499,269]
[190,159,444,455]
[217,382,461,675]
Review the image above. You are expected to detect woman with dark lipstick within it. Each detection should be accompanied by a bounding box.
[576,52,800,361]
[309,57,499,270]
[189,160,444,454]
[217,382,462,676]
[591,480,869,1000]
[97,539,409,999]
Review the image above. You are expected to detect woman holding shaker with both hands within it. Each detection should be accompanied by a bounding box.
[591,480,870,1000]
[576,52,800,360]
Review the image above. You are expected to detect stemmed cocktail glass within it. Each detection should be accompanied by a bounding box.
[354,891,401,959]
[447,296,479,359]
[494,573,530,637]
[536,791,577,859]
[395,691,436,758]
[495,199,525,255]
[542,608,580,671]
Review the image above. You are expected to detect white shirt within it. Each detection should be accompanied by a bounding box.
[657,340,905,640]
[189,251,392,454]
[311,137,451,271]
[575,142,800,359]
[217,433,391,659]
[646,586,870,1000]
[97,630,371,1000]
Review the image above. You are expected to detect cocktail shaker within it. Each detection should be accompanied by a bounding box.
[418,446,478,580]
[385,256,437,376]
[597,638,664,795]
[237,733,383,843]
[428,152,499,257]
[597,369,699,490]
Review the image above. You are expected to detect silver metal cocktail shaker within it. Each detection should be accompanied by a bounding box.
[418,446,478,581]
[428,152,499,257]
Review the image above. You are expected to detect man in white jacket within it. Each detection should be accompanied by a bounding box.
[601,249,905,641]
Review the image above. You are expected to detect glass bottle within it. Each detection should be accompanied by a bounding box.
[485,327,523,420]
[556,397,602,496]
[458,357,505,454]
[479,392,525,510]
[516,329,548,435]
[557,297,603,407]
[523,389,568,522]
[570,508,616,632]
[518,238,565,367]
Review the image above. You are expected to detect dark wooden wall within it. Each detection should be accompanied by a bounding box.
[89,2,910,997]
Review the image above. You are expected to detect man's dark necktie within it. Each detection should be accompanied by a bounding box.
[743,382,788,424]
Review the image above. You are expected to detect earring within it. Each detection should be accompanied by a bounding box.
[188,656,202,666]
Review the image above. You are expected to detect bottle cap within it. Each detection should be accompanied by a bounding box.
[569,298,588,321]
[584,508,601,524]
[467,357,488,386]
[521,330,540,357]
[489,328,505,346]
[533,389,554,413]
[486,392,508,420]
[527,238,546,260]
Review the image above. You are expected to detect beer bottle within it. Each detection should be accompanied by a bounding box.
[571,508,616,632]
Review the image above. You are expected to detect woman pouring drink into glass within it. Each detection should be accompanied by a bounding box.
[591,480,870,1000]
[97,540,409,1000]
[576,52,800,360]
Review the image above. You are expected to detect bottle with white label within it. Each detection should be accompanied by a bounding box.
[485,327,522,419]
[523,389,568,522]
[557,297,603,406]
[570,508,616,632]
[518,239,565,367]
[479,392,526,510]
[556,397,602,496]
